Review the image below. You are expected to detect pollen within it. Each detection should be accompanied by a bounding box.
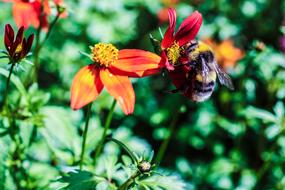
[91,43,119,67]
[15,43,23,54]
[166,42,180,65]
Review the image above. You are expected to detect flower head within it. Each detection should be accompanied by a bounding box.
[204,38,244,69]
[160,8,203,70]
[70,43,162,115]
[2,0,49,29]
[2,0,67,29]
[4,24,34,63]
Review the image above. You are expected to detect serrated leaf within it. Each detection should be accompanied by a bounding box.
[58,170,105,190]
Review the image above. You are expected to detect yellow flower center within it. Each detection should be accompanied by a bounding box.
[91,43,119,67]
[166,42,180,65]
[15,43,23,54]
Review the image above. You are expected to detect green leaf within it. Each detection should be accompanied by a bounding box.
[58,170,105,190]
[0,56,8,59]
[40,106,81,160]
[149,34,161,55]
[0,157,6,190]
[103,155,121,181]
[96,181,117,190]
[244,106,276,123]
[136,175,186,190]
[273,101,284,122]
[0,67,27,99]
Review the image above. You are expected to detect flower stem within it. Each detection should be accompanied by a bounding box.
[30,1,44,83]
[79,103,93,170]
[93,99,116,164]
[2,63,15,109]
[118,170,141,190]
[29,6,61,84]
[155,106,180,165]
[38,13,61,52]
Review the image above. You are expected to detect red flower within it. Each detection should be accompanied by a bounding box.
[2,0,67,29]
[2,0,49,29]
[160,8,203,70]
[4,24,34,63]
[70,43,162,115]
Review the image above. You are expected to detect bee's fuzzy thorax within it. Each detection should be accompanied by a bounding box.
[190,42,212,59]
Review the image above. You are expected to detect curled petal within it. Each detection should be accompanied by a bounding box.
[110,49,163,77]
[70,65,103,110]
[161,8,176,49]
[100,69,135,115]
[175,11,203,46]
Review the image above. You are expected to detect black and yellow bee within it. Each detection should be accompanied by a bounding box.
[170,40,234,102]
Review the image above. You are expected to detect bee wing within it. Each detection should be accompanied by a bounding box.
[212,61,235,90]
[201,57,210,88]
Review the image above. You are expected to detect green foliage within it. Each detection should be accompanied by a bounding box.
[58,170,106,190]
[135,175,186,190]
[1,0,285,189]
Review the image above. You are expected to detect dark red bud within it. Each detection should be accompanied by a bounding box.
[3,24,34,63]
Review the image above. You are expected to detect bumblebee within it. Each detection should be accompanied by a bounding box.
[170,40,234,102]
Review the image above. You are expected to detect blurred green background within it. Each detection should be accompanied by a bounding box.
[1,0,285,189]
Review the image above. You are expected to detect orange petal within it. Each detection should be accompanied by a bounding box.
[100,69,135,115]
[110,49,163,78]
[70,65,103,110]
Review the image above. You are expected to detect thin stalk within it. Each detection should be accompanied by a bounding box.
[93,99,116,164]
[79,103,93,170]
[253,129,285,189]
[29,3,62,83]
[107,138,139,164]
[155,106,180,165]
[31,0,44,83]
[8,116,27,190]
[38,13,61,52]
[2,63,15,109]
[118,170,141,190]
